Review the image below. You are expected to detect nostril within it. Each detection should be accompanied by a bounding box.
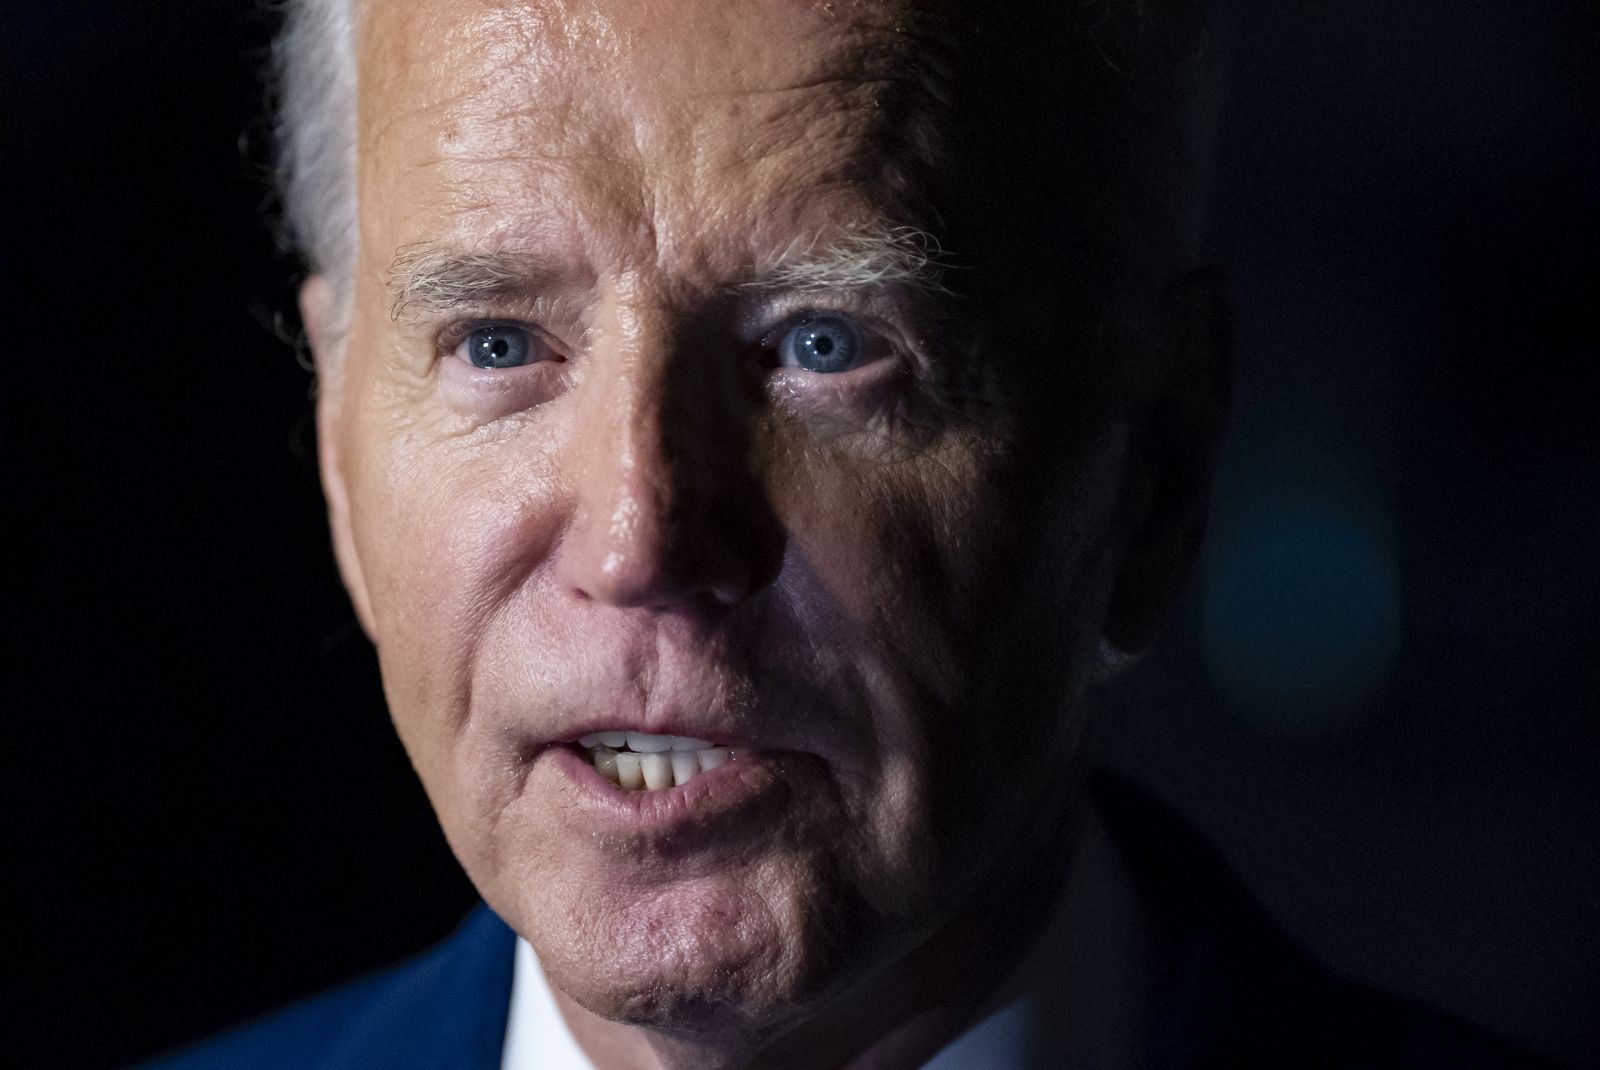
[565,534,750,612]
[706,559,753,607]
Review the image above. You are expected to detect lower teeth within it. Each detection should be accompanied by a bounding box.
[592,744,734,790]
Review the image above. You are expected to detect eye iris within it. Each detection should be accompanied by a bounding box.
[468,325,533,368]
[786,317,858,373]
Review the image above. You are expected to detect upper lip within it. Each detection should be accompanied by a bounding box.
[501,650,857,760]
[546,718,770,751]
[520,686,784,749]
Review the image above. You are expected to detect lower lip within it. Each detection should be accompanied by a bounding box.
[542,744,791,837]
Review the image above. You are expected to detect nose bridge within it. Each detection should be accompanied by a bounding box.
[561,301,766,610]
[598,341,680,559]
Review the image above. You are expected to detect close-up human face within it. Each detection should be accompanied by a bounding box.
[316,0,1150,1039]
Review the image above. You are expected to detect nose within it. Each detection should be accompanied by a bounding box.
[557,316,781,612]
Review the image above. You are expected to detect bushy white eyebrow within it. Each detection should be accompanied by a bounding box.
[387,244,565,321]
[749,225,950,297]
[386,225,950,322]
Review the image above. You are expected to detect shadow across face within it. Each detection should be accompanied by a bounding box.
[305,0,1229,1050]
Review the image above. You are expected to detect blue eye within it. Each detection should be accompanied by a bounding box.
[465,324,536,368]
[776,316,860,374]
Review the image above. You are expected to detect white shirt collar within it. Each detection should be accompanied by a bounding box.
[500,811,1151,1070]
[501,935,597,1070]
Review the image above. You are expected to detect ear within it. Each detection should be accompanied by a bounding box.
[1102,268,1236,657]
[301,275,377,642]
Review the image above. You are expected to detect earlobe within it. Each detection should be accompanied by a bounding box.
[301,275,378,643]
[1101,268,1236,660]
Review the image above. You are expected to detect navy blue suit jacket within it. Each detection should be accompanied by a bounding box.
[141,775,1552,1069]
[142,906,515,1070]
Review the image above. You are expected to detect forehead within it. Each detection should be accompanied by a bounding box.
[356,0,951,279]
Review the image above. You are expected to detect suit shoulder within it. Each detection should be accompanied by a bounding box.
[135,967,404,1070]
[135,905,515,1070]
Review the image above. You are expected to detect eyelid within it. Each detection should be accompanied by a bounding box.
[756,295,881,341]
[434,301,917,371]
[437,317,566,364]
[757,305,910,374]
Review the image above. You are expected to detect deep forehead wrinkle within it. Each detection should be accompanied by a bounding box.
[664,10,960,102]
[365,0,973,302]
[370,0,962,162]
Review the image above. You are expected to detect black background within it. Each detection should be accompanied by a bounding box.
[5,3,1596,1067]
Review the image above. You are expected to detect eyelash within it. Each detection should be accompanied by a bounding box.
[436,318,558,359]
[432,300,917,375]
[754,293,903,342]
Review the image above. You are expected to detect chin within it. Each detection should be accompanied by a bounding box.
[504,853,885,1036]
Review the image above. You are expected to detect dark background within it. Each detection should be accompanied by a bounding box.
[6,3,1596,1067]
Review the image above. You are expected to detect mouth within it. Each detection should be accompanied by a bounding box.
[575,731,738,792]
[527,727,818,843]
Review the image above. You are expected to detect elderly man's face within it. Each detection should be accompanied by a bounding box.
[311,0,1215,1041]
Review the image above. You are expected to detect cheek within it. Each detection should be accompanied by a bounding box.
[783,433,1007,720]
[344,400,569,787]
[761,439,1000,897]
[437,354,573,420]
[782,424,1123,891]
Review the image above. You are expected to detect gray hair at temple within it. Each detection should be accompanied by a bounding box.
[271,0,1217,357]
[272,0,358,330]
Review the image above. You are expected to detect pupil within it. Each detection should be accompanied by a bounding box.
[813,336,834,356]
[491,338,508,358]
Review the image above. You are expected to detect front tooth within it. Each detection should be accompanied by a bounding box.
[593,745,619,784]
[597,731,628,748]
[615,752,643,790]
[640,752,672,790]
[579,732,601,748]
[671,751,698,787]
[625,731,672,753]
[670,736,712,751]
[698,747,732,772]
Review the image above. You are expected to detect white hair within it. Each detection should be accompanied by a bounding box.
[273,0,359,331]
[270,0,1210,364]
[753,226,950,297]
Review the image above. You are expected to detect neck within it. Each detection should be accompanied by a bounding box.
[555,774,1090,1070]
